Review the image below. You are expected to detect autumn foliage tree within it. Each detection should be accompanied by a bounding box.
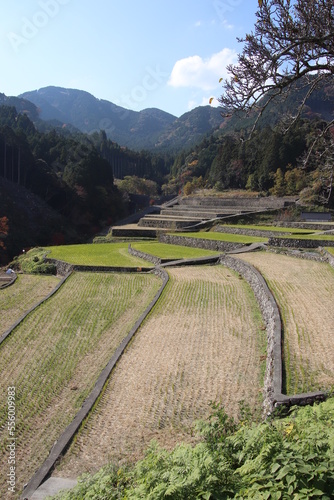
[0,216,9,261]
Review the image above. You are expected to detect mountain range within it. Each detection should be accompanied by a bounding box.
[17,86,224,152]
[1,79,332,154]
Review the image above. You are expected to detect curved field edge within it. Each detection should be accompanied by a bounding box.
[0,271,162,499]
[131,241,220,259]
[53,265,267,480]
[236,251,334,395]
[45,243,150,267]
[0,274,60,336]
[172,231,267,243]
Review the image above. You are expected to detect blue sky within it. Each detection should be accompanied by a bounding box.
[1,0,258,117]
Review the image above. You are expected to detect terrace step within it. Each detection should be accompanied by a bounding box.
[30,477,77,499]
[160,208,241,218]
[138,217,205,229]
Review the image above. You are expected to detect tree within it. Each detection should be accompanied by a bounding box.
[220,0,333,132]
[0,216,9,260]
[220,0,334,203]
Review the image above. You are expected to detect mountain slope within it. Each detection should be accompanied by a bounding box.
[20,87,176,149]
[19,86,223,151]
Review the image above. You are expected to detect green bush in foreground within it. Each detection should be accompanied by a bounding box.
[51,398,334,499]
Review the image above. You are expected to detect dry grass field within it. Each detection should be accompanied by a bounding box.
[55,265,266,479]
[0,274,59,336]
[0,272,161,498]
[236,251,334,395]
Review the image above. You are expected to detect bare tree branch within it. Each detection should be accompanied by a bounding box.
[220,0,334,129]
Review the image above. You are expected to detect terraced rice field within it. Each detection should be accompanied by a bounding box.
[0,274,59,336]
[131,241,220,259]
[46,243,150,267]
[54,265,266,479]
[236,252,334,395]
[176,231,267,244]
[0,272,161,498]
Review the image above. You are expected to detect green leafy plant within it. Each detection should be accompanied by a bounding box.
[52,398,334,499]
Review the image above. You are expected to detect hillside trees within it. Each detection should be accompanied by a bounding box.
[219,0,334,204]
[0,216,9,261]
[220,0,333,132]
[170,119,311,193]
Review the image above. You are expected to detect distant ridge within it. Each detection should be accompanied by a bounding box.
[19,86,223,151]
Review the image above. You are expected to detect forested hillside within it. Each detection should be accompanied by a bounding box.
[0,106,172,263]
[19,86,224,152]
[165,74,334,204]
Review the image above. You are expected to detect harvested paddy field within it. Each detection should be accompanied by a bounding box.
[236,251,334,394]
[0,272,161,498]
[55,265,266,479]
[0,274,59,336]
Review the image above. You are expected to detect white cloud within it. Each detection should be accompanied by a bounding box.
[168,49,237,91]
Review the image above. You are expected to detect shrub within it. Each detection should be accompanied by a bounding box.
[53,398,334,499]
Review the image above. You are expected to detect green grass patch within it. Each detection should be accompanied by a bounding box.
[45,243,151,267]
[132,242,220,259]
[276,233,334,241]
[326,247,334,255]
[174,232,267,244]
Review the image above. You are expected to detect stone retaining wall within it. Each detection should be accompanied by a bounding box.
[46,258,153,274]
[138,218,197,229]
[0,272,17,289]
[220,255,326,414]
[268,237,334,248]
[112,227,158,238]
[159,233,243,252]
[320,248,334,268]
[180,196,293,209]
[220,255,281,416]
[275,221,334,231]
[268,248,327,263]
[215,225,290,238]
[128,244,163,265]
[45,258,73,276]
